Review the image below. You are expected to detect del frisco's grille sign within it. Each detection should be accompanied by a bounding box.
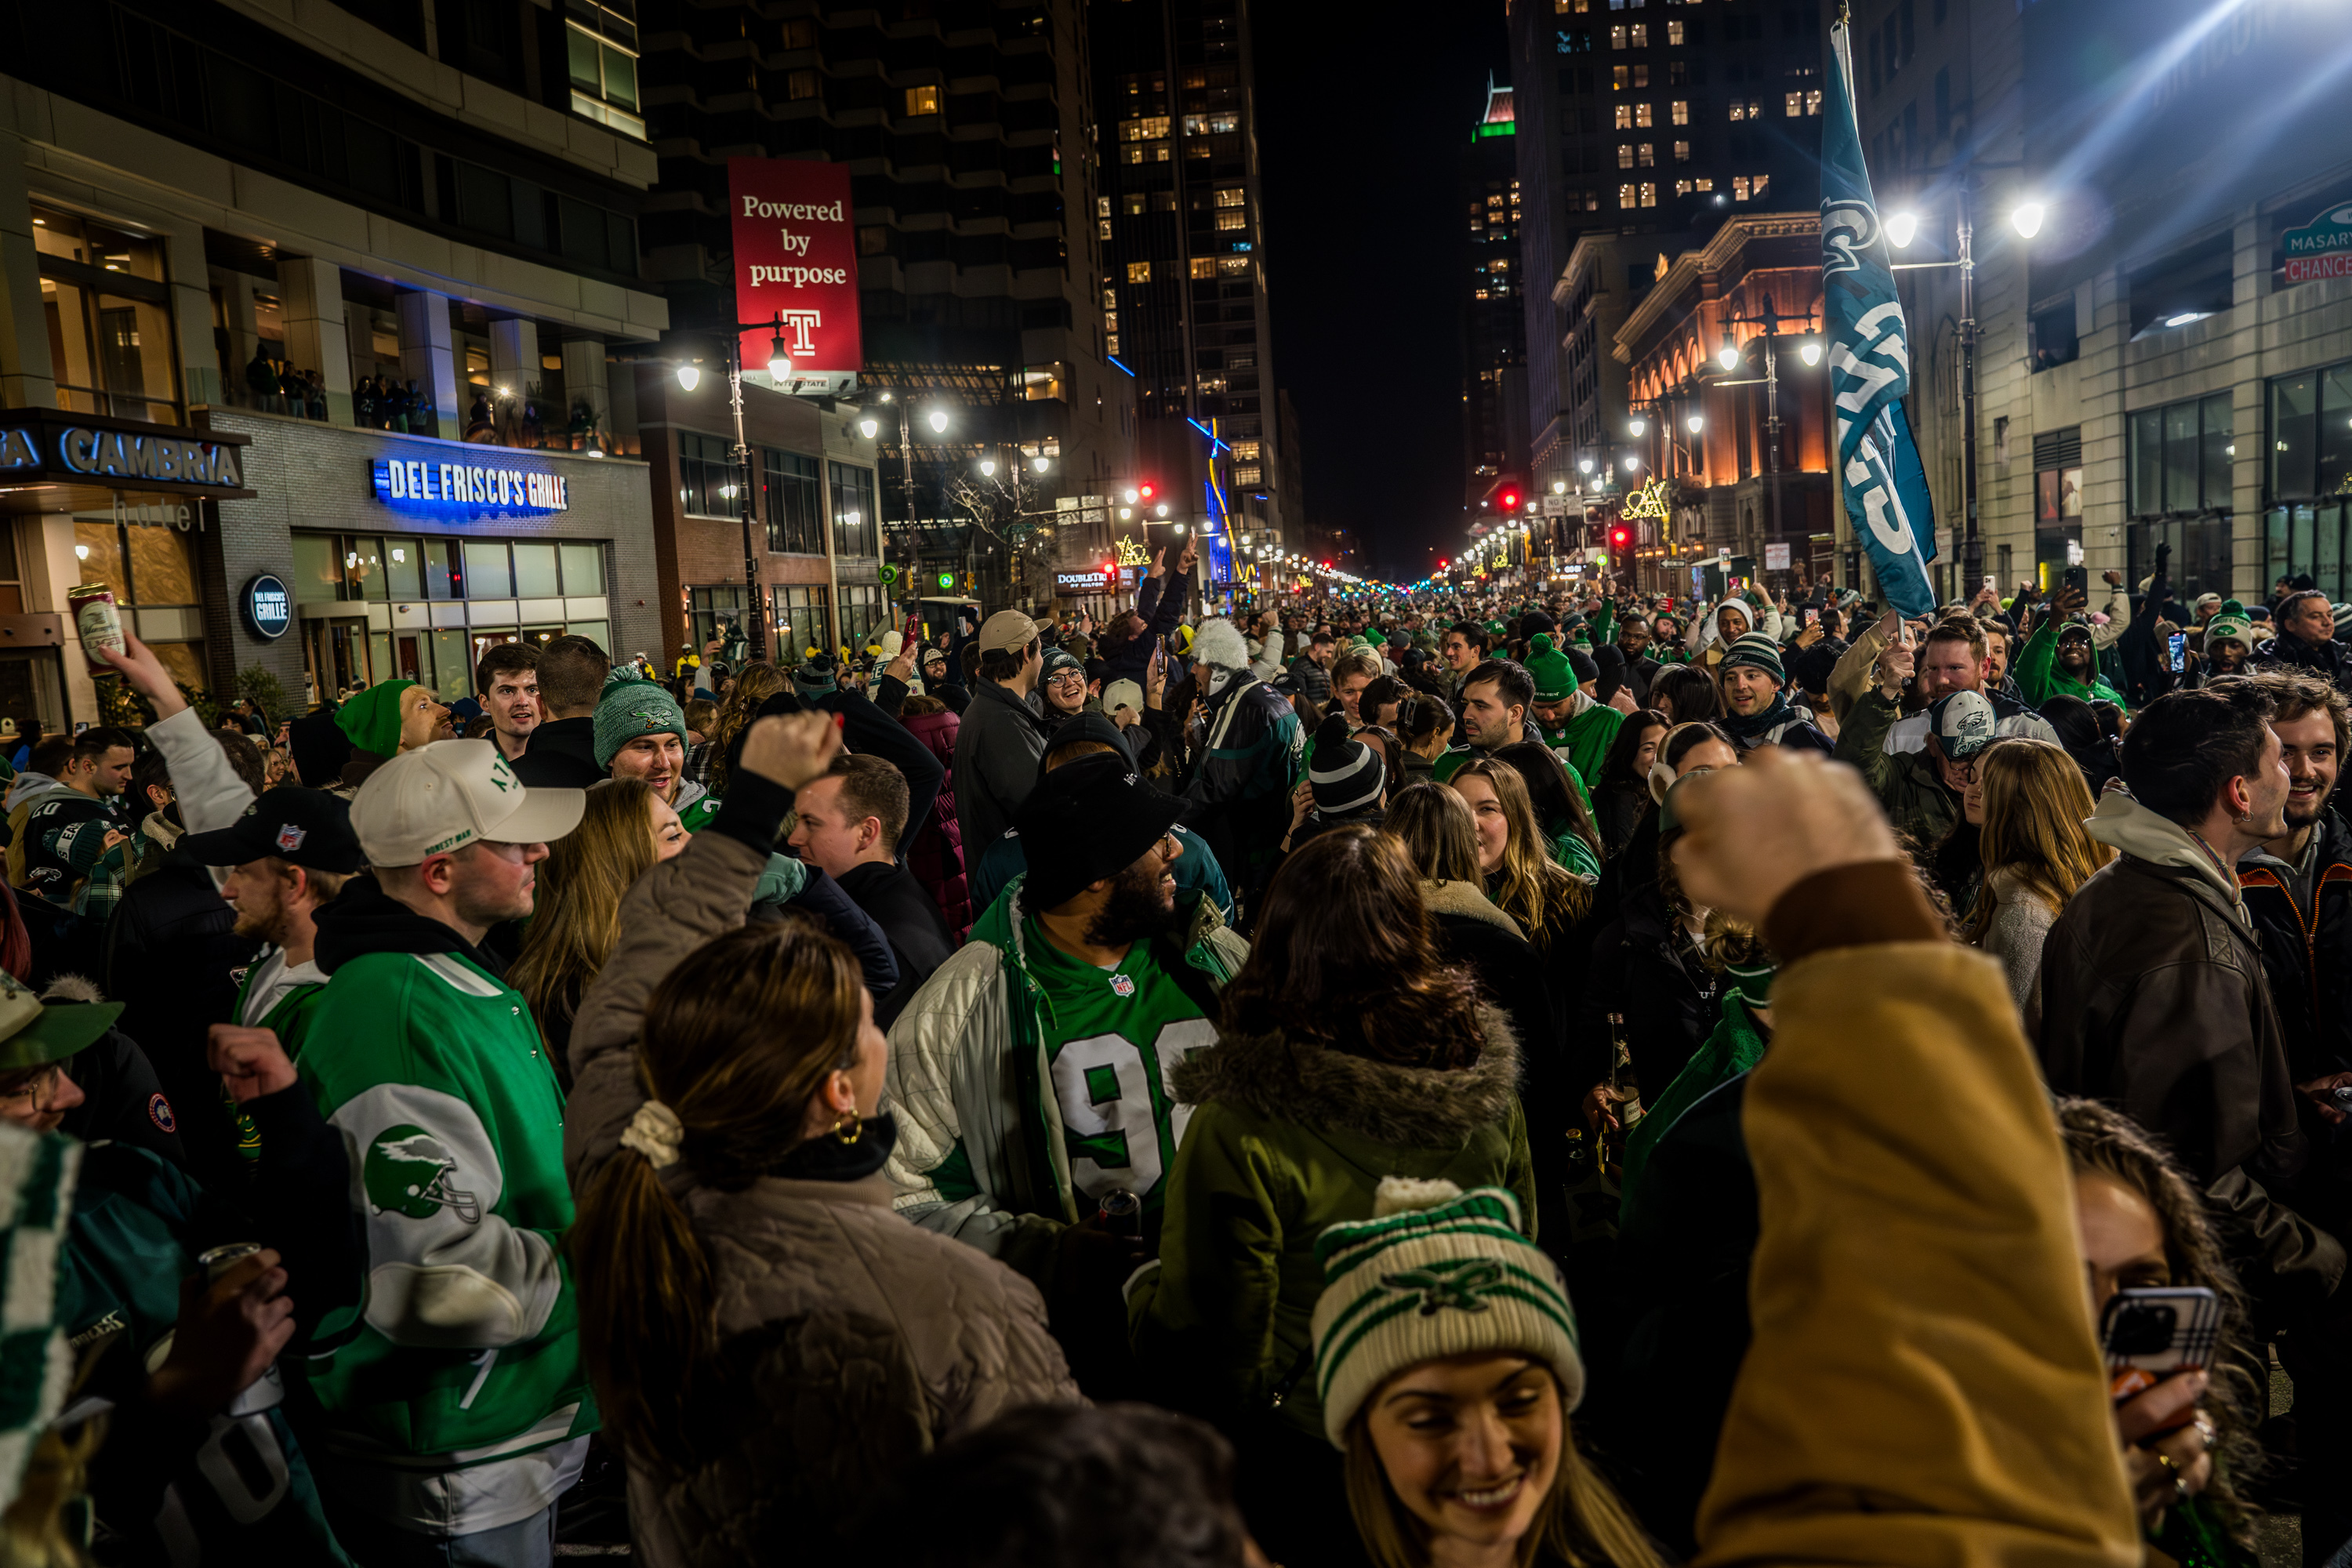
[371,458,570,521]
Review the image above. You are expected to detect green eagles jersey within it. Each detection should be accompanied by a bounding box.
[1023,918,1220,1214]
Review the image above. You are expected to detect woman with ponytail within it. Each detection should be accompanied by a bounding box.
[564,712,1079,1566]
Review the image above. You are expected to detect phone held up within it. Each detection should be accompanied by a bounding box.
[2100,1284,2220,1404]
[2167,631,2187,673]
[2062,564,2089,597]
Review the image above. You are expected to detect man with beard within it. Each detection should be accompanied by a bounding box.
[1881,618,2057,753]
[2256,587,2352,692]
[2200,605,2258,680]
[887,752,1249,1290]
[2017,583,2127,709]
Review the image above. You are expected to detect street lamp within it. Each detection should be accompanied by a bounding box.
[2010,201,2046,238]
[1685,413,1705,434]
[1032,456,1050,474]
[980,457,996,477]
[1552,480,1566,495]
[1577,457,1595,474]
[857,415,879,439]
[676,363,702,393]
[1886,209,1920,249]
[1716,335,1740,371]
[927,408,949,434]
[1628,415,1649,437]
[1798,338,1824,367]
[767,332,793,380]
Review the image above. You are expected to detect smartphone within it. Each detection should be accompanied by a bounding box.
[2062,565,2089,595]
[1803,607,1819,626]
[73,720,89,735]
[2167,631,2187,673]
[2100,1285,2220,1388]
[1983,575,1997,593]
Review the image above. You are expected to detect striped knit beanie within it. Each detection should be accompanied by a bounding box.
[592,678,688,771]
[1308,1179,1583,1448]
[1308,712,1383,816]
[1718,631,1784,685]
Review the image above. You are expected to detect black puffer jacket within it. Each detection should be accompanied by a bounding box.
[1575,878,1721,1105]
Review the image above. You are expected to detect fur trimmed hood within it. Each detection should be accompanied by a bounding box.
[1421,879,1522,936]
[1171,1005,1522,1146]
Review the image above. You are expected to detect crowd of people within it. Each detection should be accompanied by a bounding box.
[0,534,2347,1566]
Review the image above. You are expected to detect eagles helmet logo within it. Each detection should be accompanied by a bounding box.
[364,1126,484,1224]
[1380,1259,1506,1317]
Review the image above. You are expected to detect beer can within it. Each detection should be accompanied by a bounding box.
[67,583,125,677]
[1097,1189,1142,1239]
[198,1242,265,1283]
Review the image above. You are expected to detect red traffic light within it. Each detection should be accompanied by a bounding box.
[1138,481,1157,500]
[1500,490,1520,510]
[1610,527,1630,546]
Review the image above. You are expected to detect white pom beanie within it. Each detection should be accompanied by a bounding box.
[1308,1179,1584,1449]
[1191,616,1249,672]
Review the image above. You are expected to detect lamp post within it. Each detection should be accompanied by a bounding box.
[1712,294,1821,586]
[871,391,951,630]
[676,314,794,664]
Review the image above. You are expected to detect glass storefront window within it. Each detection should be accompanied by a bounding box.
[429,630,472,700]
[292,535,341,602]
[773,586,829,664]
[71,521,126,590]
[568,620,610,652]
[344,539,390,601]
[385,539,425,600]
[465,541,513,598]
[425,539,460,598]
[128,527,198,605]
[559,543,605,594]
[829,462,877,557]
[512,542,561,598]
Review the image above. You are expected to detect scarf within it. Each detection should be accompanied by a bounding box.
[1718,689,1796,742]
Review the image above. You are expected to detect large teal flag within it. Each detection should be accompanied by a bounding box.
[1821,18,1939,618]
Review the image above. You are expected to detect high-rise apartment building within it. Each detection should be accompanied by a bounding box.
[634,0,1131,627]
[0,0,669,724]
[1463,82,1528,508]
[1509,0,1825,494]
[1090,0,1287,604]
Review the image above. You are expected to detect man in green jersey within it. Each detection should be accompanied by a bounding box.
[887,752,1250,1286]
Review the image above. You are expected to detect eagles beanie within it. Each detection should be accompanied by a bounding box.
[1524,633,1577,703]
[1718,633,1784,685]
[593,679,689,770]
[1309,1180,1583,1448]
[335,680,418,758]
[1308,711,1383,816]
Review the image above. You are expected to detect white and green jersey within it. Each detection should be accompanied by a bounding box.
[1024,921,1219,1214]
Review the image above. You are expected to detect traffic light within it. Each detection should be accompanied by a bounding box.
[1608,524,1633,575]
[1138,481,1157,502]
[1500,488,1520,511]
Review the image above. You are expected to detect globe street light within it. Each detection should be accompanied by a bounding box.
[767,333,793,379]
[927,408,949,434]
[1716,335,1740,371]
[857,415,879,438]
[1798,339,1823,367]
[1032,456,1050,474]
[2010,201,2046,238]
[677,364,702,392]
[980,458,996,477]
[1628,415,1649,437]
[1686,413,1705,434]
[1886,209,1920,249]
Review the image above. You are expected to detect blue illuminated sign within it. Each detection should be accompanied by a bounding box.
[369,458,570,521]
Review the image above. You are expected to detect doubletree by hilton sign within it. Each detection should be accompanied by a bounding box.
[0,409,252,499]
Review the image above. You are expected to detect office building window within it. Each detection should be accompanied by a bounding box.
[2269,365,2352,504]
[905,85,940,116]
[2129,394,2234,517]
[32,208,179,425]
[1615,103,1633,128]
[829,463,877,558]
[762,448,825,555]
[786,70,818,100]
[1806,89,1824,114]
[1217,210,1247,231]
[1190,257,1217,279]
[1635,102,1653,126]
[1610,24,1627,46]
[1637,143,1654,166]
[1632,64,1650,86]
[565,1,644,139]
[1218,256,1250,277]
[679,431,741,517]
[1612,66,1629,88]
[1217,186,1245,207]
[1667,19,1683,43]
[1630,23,1647,45]
[858,226,889,255]
[839,583,887,656]
[1786,92,1804,116]
[1619,183,1639,209]
[1639,183,1657,207]
[1618,143,1635,169]
[1671,99,1689,124]
[1673,140,1691,162]
[1127,261,1152,283]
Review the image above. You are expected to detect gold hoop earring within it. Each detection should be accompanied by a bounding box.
[831,1109,863,1145]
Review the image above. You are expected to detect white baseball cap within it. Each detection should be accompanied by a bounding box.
[350,740,586,866]
[1103,677,1144,714]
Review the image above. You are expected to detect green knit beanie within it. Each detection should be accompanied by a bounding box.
[336,680,417,757]
[593,679,688,771]
[1525,633,1577,703]
[1308,1180,1583,1449]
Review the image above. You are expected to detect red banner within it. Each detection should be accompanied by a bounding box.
[727,158,862,394]
[2285,252,2352,285]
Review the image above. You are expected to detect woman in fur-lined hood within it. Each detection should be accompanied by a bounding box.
[1130,826,1535,1568]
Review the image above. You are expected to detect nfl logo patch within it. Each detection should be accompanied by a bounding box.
[1109,974,1136,997]
[277,824,307,853]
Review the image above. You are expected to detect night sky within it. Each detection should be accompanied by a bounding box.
[1252,2,1511,586]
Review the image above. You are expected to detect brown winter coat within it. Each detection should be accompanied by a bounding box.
[565,825,1080,1568]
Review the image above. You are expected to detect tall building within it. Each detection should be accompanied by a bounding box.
[1855,0,2351,609]
[0,0,669,724]
[1089,0,1288,608]
[634,0,1130,633]
[1508,0,1827,496]
[1463,82,1528,509]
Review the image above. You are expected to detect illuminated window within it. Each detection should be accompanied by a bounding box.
[1613,66,1629,89]
[1618,143,1635,169]
[1668,20,1684,43]
[1095,197,1110,217]
[1729,102,1744,122]
[786,70,818,100]
[1733,176,1750,200]
[1123,193,1146,215]
[1098,220,1112,240]
[905,85,940,116]
[1105,311,1118,332]
[1671,99,1688,124]
[1218,256,1250,276]
[1785,92,1802,116]
[1153,191,1177,211]
[1231,441,1261,459]
[1630,23,1647,45]
[1216,210,1246,231]
[1127,261,1152,282]
[566,8,644,138]
[1217,186,1245,207]
[1615,103,1633,129]
[1610,24,1627,46]
[1234,466,1261,485]
[1121,116,1171,140]
[1806,89,1823,114]
[1640,182,1657,207]
[1673,140,1691,162]
[1105,335,1120,355]
[1102,287,1117,309]
[1637,143,1653,166]
[1190,258,1216,278]
[1693,176,1713,192]
[1635,102,1653,127]
[857,226,889,254]
[1747,100,1760,118]
[1475,289,1490,300]
[1675,179,1693,195]
[1619,183,1639,209]
[1752,173,1769,198]
[1632,64,1650,86]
